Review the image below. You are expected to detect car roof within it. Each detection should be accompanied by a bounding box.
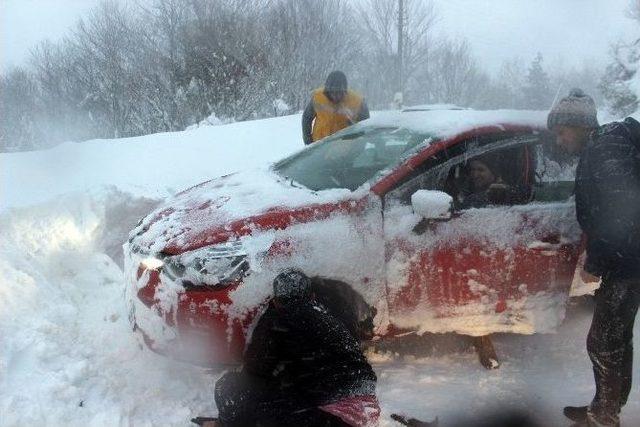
[401,103,467,112]
[362,109,548,139]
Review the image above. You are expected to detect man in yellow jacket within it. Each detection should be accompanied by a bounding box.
[302,71,370,145]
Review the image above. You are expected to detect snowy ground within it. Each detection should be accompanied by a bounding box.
[1,114,639,426]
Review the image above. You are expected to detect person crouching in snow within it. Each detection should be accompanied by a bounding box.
[547,88,640,426]
[208,269,380,427]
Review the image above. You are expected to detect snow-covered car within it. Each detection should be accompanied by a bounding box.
[124,109,582,366]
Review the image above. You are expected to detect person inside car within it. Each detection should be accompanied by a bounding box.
[209,269,380,427]
[456,158,503,209]
[455,157,530,209]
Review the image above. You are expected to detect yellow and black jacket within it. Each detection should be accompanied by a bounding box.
[302,87,369,145]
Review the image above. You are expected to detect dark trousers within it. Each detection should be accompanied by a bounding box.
[587,277,640,424]
[214,371,348,427]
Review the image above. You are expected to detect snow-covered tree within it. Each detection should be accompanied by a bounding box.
[599,0,640,117]
[136,0,191,132]
[261,0,360,111]
[522,53,553,110]
[415,38,489,108]
[601,39,640,117]
[1,0,623,150]
[485,58,527,109]
[70,1,148,138]
[552,62,604,109]
[0,69,42,151]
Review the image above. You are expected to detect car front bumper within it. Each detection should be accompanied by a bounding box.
[124,243,250,367]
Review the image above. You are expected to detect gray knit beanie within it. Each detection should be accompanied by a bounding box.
[547,88,599,129]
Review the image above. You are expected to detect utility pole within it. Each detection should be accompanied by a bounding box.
[396,0,404,109]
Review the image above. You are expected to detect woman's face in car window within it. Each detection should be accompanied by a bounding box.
[468,160,497,192]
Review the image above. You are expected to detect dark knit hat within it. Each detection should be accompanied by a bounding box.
[273,268,311,302]
[547,88,599,129]
[324,70,348,92]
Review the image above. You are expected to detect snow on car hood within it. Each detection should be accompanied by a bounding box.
[129,168,359,254]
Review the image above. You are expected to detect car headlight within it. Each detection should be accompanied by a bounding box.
[141,257,164,270]
[163,240,249,289]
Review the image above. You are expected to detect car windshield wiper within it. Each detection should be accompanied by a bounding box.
[288,177,303,188]
[276,174,312,191]
[339,131,366,140]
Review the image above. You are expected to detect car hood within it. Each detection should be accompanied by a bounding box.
[129,168,361,255]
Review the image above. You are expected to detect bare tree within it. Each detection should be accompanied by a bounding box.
[360,0,437,106]
[552,62,605,108]
[419,39,490,107]
[68,1,148,138]
[491,58,527,109]
[260,0,361,111]
[4,0,534,150]
[601,39,640,117]
[136,0,192,131]
[0,69,41,151]
[520,53,553,109]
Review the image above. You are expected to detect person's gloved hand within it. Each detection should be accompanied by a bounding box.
[487,180,510,205]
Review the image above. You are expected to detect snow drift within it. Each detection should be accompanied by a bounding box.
[1,111,639,426]
[0,190,218,425]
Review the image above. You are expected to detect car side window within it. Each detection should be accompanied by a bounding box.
[531,137,578,202]
[385,133,541,210]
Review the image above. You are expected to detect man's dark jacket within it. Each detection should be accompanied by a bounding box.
[575,117,640,279]
[243,299,376,407]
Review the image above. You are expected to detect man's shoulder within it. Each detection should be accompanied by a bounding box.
[593,117,640,147]
[593,122,624,140]
[583,119,640,168]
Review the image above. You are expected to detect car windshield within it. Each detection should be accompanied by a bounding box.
[273,126,433,191]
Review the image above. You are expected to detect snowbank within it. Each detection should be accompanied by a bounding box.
[1,111,640,426]
[3,188,640,426]
[0,114,303,211]
[0,191,216,426]
[0,113,305,424]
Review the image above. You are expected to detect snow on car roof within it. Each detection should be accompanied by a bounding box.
[401,103,466,112]
[364,109,549,139]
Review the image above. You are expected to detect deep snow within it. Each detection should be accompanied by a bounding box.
[0,114,303,211]
[1,112,639,426]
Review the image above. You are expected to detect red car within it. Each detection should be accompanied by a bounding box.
[125,109,582,367]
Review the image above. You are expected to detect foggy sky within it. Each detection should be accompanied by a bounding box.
[1,0,638,75]
[434,0,639,73]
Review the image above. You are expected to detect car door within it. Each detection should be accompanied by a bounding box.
[383,132,582,336]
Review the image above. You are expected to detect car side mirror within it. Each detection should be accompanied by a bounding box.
[411,190,453,220]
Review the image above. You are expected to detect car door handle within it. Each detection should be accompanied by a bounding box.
[527,241,562,257]
[528,241,561,251]
[527,235,566,256]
